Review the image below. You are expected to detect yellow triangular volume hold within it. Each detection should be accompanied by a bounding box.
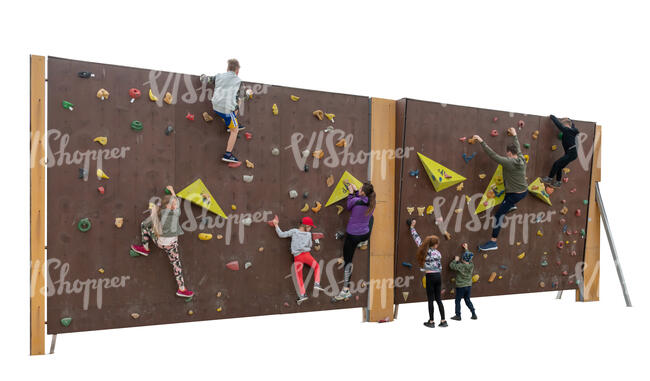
[417,152,466,192]
[528,177,552,206]
[177,179,228,219]
[474,165,506,214]
[325,170,364,207]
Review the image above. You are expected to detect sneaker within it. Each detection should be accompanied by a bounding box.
[297,294,308,305]
[552,180,562,188]
[176,289,194,298]
[541,176,553,184]
[438,320,448,327]
[313,283,326,292]
[471,313,478,320]
[222,153,240,163]
[357,240,368,248]
[423,321,435,328]
[478,241,498,251]
[450,315,461,321]
[130,244,150,256]
[506,206,517,214]
[332,289,352,303]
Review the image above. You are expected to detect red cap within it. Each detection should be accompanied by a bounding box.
[301,216,316,227]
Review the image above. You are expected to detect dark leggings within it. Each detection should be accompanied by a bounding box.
[549,148,578,181]
[492,191,528,238]
[425,272,445,321]
[342,232,370,288]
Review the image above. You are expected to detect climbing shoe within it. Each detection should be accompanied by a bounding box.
[478,241,498,251]
[541,176,553,184]
[552,180,562,188]
[313,283,326,292]
[332,289,352,303]
[222,153,240,163]
[450,315,461,321]
[423,321,435,328]
[297,294,308,305]
[471,313,478,320]
[176,289,194,298]
[130,244,150,256]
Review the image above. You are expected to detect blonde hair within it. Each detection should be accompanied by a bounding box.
[151,195,173,236]
[227,59,240,72]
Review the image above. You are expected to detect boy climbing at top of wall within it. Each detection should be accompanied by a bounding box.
[542,114,580,188]
[449,243,477,321]
[473,127,528,252]
[272,215,325,305]
[201,58,245,164]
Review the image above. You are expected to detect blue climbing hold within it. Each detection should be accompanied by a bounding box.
[401,262,413,268]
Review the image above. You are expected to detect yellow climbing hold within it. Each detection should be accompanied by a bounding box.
[472,274,480,283]
[163,92,173,104]
[528,177,553,206]
[216,307,222,312]
[325,170,363,207]
[98,268,105,274]
[478,173,486,179]
[96,88,110,100]
[93,136,108,146]
[551,145,558,151]
[149,89,158,101]
[272,103,278,115]
[417,207,425,216]
[198,233,213,241]
[406,207,415,215]
[475,165,505,214]
[402,291,409,302]
[246,160,254,168]
[301,203,310,212]
[456,182,464,191]
[325,112,335,123]
[97,169,109,179]
[311,201,322,213]
[115,217,124,228]
[417,152,466,192]
[290,95,300,101]
[231,204,237,211]
[517,252,526,259]
[488,272,497,282]
[177,179,228,218]
[426,205,434,215]
[537,230,543,237]
[336,205,344,215]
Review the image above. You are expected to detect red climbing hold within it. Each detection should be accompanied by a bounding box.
[557,241,564,249]
[575,209,582,217]
[227,161,242,168]
[97,186,105,195]
[518,120,525,128]
[244,132,252,140]
[570,187,577,193]
[562,270,568,276]
[312,232,324,240]
[226,261,240,271]
[491,129,499,137]
[563,177,569,183]
[129,88,141,102]
[559,218,566,225]
[492,116,499,123]
[459,136,467,143]
[185,112,195,121]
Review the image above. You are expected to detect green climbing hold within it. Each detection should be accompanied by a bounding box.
[62,100,74,111]
[77,218,91,232]
[583,199,588,205]
[164,187,171,195]
[524,143,530,149]
[60,317,72,327]
[558,132,563,139]
[131,120,143,131]
[129,249,140,257]
[185,297,193,302]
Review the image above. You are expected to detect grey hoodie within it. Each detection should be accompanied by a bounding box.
[275,226,313,256]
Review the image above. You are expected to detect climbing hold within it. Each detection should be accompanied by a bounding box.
[303,191,309,199]
[226,261,240,271]
[560,206,568,215]
[516,242,521,246]
[327,175,335,187]
[406,207,414,215]
[537,230,543,237]
[312,150,324,159]
[417,152,467,192]
[242,175,254,184]
[488,272,497,283]
[426,205,434,215]
[97,186,105,195]
[456,182,464,191]
[97,168,110,179]
[202,112,214,122]
[227,161,242,168]
[129,249,140,257]
[302,149,310,158]
[527,178,552,206]
[454,208,462,214]
[583,199,588,205]
[217,234,223,240]
[313,110,324,120]
[77,217,91,232]
[523,154,529,163]
[115,217,124,228]
[96,88,110,100]
[231,204,237,211]
[467,137,478,144]
[416,207,425,216]
[272,103,278,115]
[62,100,74,111]
[289,190,298,199]
[558,132,563,140]
[148,89,158,102]
[130,120,143,131]
[562,177,569,183]
[532,130,539,140]
[459,136,467,142]
[258,246,264,253]
[482,254,488,259]
[187,310,194,316]
[444,231,452,240]
[562,270,569,276]
[60,317,72,327]
[185,112,195,121]
[499,265,508,270]
[130,313,140,319]
[98,268,105,274]
[490,129,499,137]
[290,95,300,101]
[242,217,252,226]
[575,209,582,217]
[563,168,571,174]
[336,138,346,147]
[557,241,564,249]
[402,291,409,302]
[472,274,480,283]
[244,132,253,140]
[475,166,506,214]
[570,187,577,193]
[409,169,419,178]
[462,152,476,164]
[78,168,87,179]
[198,233,213,241]
[523,143,530,149]
[301,203,310,212]
[311,201,322,213]
[325,112,335,123]
[551,145,558,151]
[163,92,173,104]
[129,88,141,103]
[539,281,545,288]
[478,173,486,179]
[571,250,577,256]
[402,262,413,268]
[245,89,254,99]
[165,126,174,136]
[78,71,95,78]
[580,229,586,239]
[517,252,526,259]
[518,120,525,128]
[541,258,548,267]
[93,136,108,146]
[245,261,252,269]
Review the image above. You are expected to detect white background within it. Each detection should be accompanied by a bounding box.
[2,0,648,379]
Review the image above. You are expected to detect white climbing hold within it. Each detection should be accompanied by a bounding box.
[302,149,310,157]
[289,190,298,199]
[271,147,280,156]
[244,261,252,269]
[243,175,254,183]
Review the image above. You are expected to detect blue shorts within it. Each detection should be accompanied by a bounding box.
[214,110,239,130]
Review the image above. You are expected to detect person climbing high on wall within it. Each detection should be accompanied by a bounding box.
[332,182,376,302]
[272,215,325,305]
[542,115,580,188]
[449,243,477,321]
[406,218,448,328]
[473,127,528,251]
[130,186,194,298]
[200,58,245,164]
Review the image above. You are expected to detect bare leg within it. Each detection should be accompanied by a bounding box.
[226,129,238,152]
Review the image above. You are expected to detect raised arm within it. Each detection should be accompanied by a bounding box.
[550,115,571,133]
[479,141,509,166]
[512,134,523,158]
[346,190,363,210]
[410,227,423,247]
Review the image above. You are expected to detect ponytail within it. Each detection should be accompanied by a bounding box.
[361,182,376,216]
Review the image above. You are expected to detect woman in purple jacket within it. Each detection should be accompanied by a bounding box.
[333,182,376,302]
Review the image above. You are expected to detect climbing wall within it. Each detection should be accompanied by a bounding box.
[46,57,370,333]
[394,99,597,304]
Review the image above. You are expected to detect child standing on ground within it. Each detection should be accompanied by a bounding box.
[201,58,245,164]
[131,186,194,298]
[407,219,447,328]
[272,215,325,305]
[542,114,580,188]
[449,243,476,321]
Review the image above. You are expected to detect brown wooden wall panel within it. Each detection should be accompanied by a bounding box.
[394,99,596,304]
[47,57,370,333]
